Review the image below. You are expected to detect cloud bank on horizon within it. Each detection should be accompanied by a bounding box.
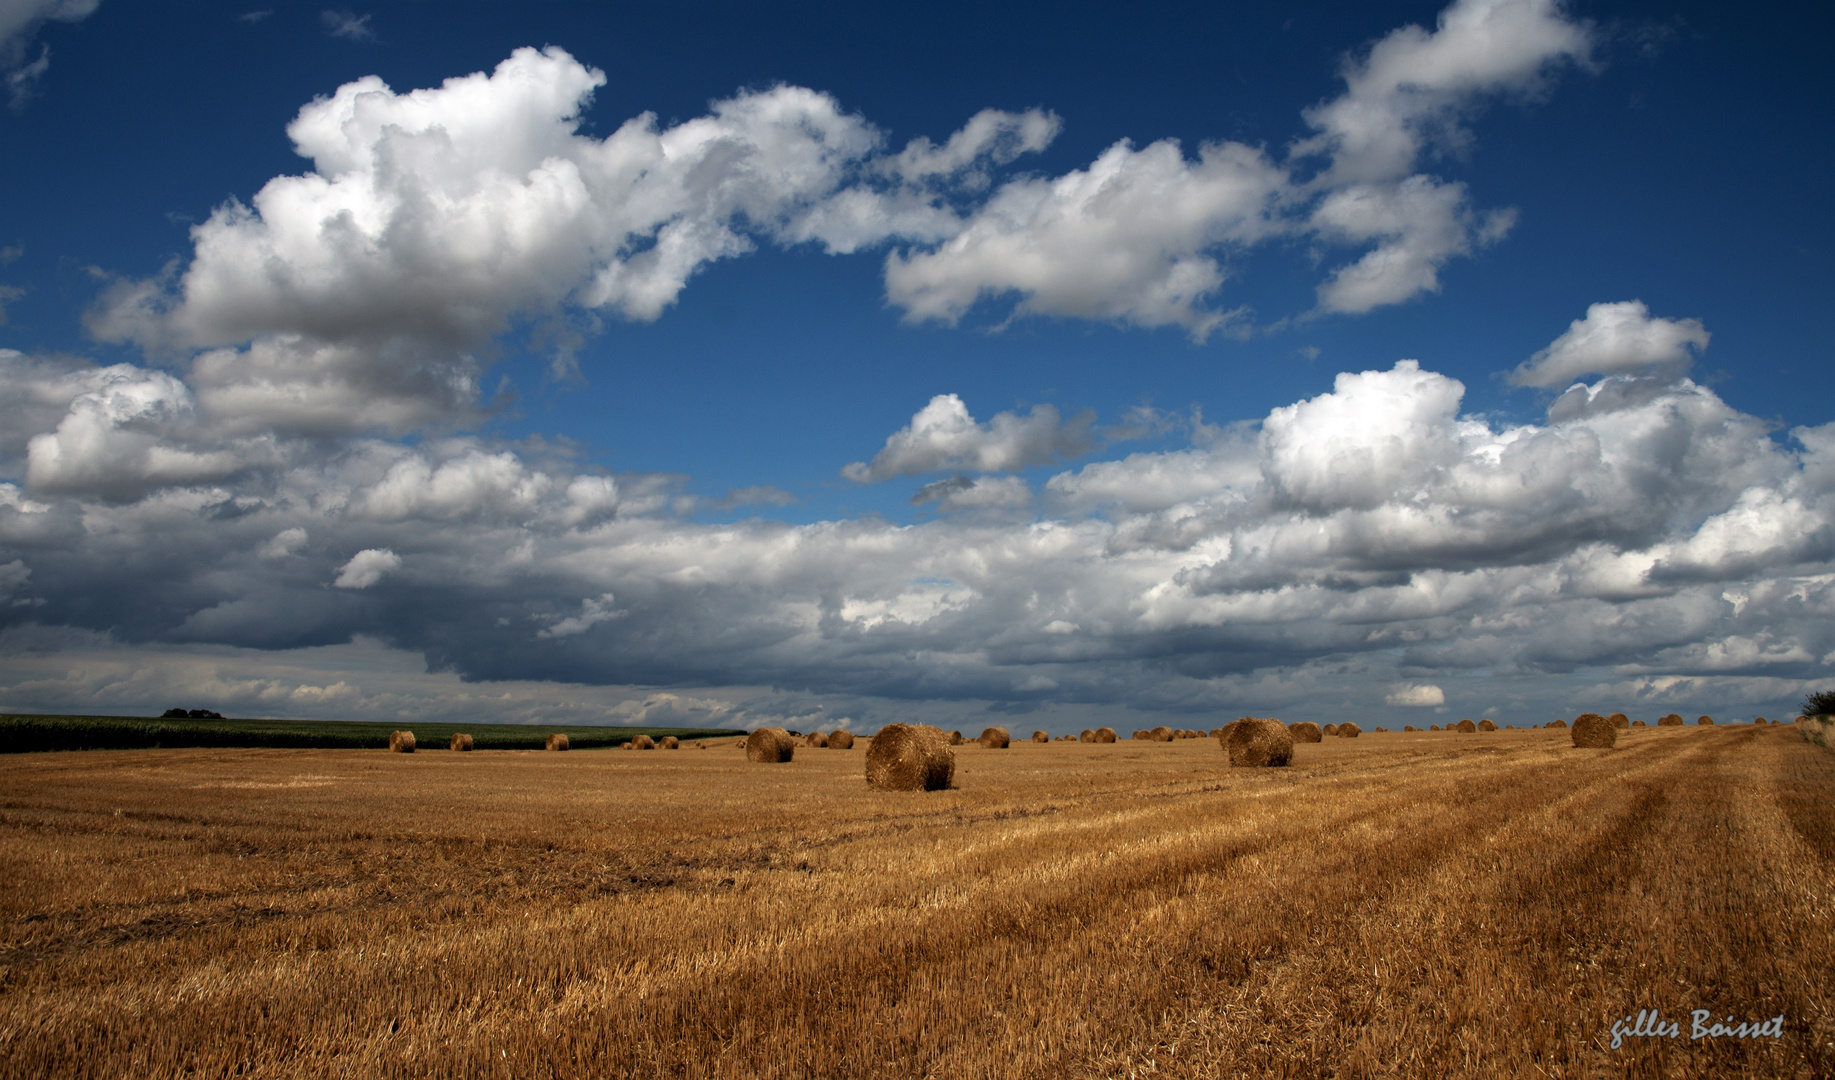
[2,0,1831,727]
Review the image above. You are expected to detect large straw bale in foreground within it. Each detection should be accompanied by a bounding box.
[979,726,1011,749]
[1572,713,1618,748]
[389,730,415,753]
[546,733,571,751]
[827,730,855,749]
[1288,721,1322,743]
[1031,730,1048,743]
[1224,717,1293,767]
[1337,721,1362,738]
[1078,729,1096,743]
[1093,727,1117,743]
[865,724,955,791]
[745,728,795,762]
[449,733,473,752]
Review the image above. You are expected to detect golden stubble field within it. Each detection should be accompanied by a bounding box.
[1,725,1830,1079]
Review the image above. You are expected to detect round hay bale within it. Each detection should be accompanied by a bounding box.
[1477,719,1497,732]
[1224,717,1293,767]
[1337,721,1362,738]
[1430,724,1442,731]
[827,730,856,749]
[865,724,955,791]
[1572,713,1617,748]
[1607,712,1629,729]
[745,728,794,762]
[1078,729,1096,743]
[979,726,1011,749]
[1455,719,1477,733]
[1658,713,1684,726]
[1697,715,1714,725]
[947,730,965,746]
[449,732,473,752]
[1549,719,1568,729]
[1094,727,1117,743]
[1752,717,1766,725]
[1287,721,1322,743]
[1031,730,1049,743]
[659,735,680,749]
[1130,730,1148,740]
[806,731,828,748]
[1149,726,1174,742]
[629,734,653,750]
[546,733,571,751]
[1632,720,1647,727]
[389,730,415,753]
[1322,723,1340,736]
[1403,725,1417,732]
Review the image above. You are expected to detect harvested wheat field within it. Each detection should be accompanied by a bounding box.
[1,725,1830,1078]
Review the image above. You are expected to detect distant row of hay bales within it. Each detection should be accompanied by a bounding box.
[1123,725,1208,741]
[390,729,585,753]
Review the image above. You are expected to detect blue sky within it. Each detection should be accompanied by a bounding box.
[1,0,1831,731]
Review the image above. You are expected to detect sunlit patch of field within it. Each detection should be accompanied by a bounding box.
[1,726,1829,1078]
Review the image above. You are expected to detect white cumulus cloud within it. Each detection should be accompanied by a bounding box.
[1385,684,1446,706]
[1510,300,1710,388]
[844,394,1095,482]
[333,548,399,589]
[81,1,1597,438]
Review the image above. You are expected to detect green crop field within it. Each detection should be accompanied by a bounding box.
[0,714,737,754]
